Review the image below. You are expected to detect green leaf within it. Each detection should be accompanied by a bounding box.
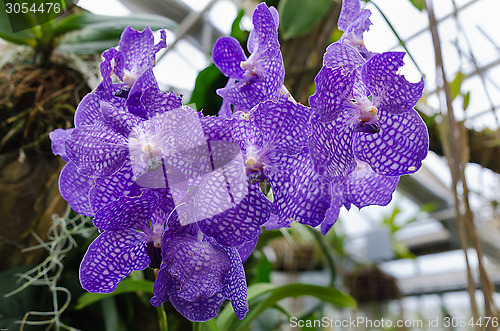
[449,71,465,101]
[462,90,470,111]
[409,0,426,11]
[278,0,335,39]
[188,64,227,116]
[393,240,416,259]
[230,9,247,43]
[58,13,178,54]
[218,283,356,331]
[75,278,154,309]
[217,283,277,330]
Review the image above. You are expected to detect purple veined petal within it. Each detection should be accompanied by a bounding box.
[354,108,429,176]
[343,161,400,209]
[247,3,279,59]
[101,101,144,136]
[127,67,160,117]
[140,87,183,119]
[65,123,129,178]
[262,213,291,230]
[128,107,210,185]
[198,183,272,247]
[79,228,150,293]
[152,28,167,55]
[162,234,231,302]
[230,113,264,152]
[262,52,285,95]
[237,237,258,263]
[362,51,424,115]
[175,141,249,226]
[100,47,125,89]
[217,80,237,118]
[74,92,104,127]
[49,128,74,162]
[216,52,284,111]
[338,0,361,31]
[200,115,233,141]
[58,162,94,216]
[150,264,173,307]
[309,66,355,122]
[220,245,248,320]
[151,268,226,322]
[342,9,372,48]
[320,183,342,235]
[74,90,127,127]
[308,112,357,183]
[93,189,159,231]
[89,158,139,213]
[212,37,247,80]
[267,152,331,227]
[119,26,155,74]
[251,95,312,154]
[324,41,365,70]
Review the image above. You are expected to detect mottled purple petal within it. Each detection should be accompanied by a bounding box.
[309,66,355,122]
[89,159,139,213]
[251,95,312,153]
[324,42,365,71]
[163,235,230,301]
[338,0,361,31]
[66,123,128,177]
[343,162,399,209]
[93,189,158,231]
[176,159,248,226]
[101,101,144,136]
[320,183,342,235]
[213,37,247,80]
[220,245,248,320]
[151,268,225,322]
[308,112,357,182]
[247,3,279,59]
[127,67,159,116]
[140,87,183,119]
[152,28,167,54]
[74,93,103,127]
[237,238,258,263]
[119,26,155,73]
[198,183,271,246]
[49,128,74,162]
[267,152,331,227]
[58,162,94,216]
[362,52,424,114]
[201,115,233,141]
[79,229,150,293]
[100,47,123,89]
[217,54,284,111]
[354,108,429,176]
[342,9,372,48]
[263,213,291,230]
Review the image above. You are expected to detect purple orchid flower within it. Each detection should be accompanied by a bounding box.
[201,95,331,228]
[150,219,251,321]
[212,2,285,115]
[101,26,167,89]
[79,189,169,293]
[320,161,400,234]
[309,51,428,182]
[337,0,374,59]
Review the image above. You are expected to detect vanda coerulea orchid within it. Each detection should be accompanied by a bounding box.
[50,0,428,322]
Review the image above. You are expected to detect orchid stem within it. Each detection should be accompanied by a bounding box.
[193,321,201,331]
[157,304,168,331]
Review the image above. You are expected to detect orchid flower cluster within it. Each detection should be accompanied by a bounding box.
[49,0,428,322]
